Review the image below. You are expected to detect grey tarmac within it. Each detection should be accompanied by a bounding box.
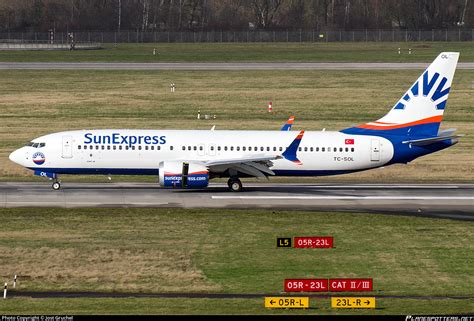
[1,62,474,70]
[0,182,472,220]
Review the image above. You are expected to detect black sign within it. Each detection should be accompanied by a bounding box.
[277,237,292,248]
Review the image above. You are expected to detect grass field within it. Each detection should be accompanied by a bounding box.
[0,208,472,315]
[1,42,474,62]
[1,69,473,182]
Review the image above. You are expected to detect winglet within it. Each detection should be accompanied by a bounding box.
[280,115,295,131]
[282,130,304,165]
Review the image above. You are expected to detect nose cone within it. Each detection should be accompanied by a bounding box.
[9,149,23,166]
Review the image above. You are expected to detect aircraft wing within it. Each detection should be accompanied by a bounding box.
[280,115,295,131]
[205,156,280,177]
[204,130,305,178]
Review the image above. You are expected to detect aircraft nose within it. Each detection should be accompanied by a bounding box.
[9,149,22,165]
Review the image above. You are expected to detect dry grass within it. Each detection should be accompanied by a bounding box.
[0,208,472,297]
[0,69,472,182]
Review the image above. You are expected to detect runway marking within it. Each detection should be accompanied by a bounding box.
[5,201,170,205]
[212,196,474,200]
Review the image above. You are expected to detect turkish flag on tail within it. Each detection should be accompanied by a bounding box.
[345,139,354,144]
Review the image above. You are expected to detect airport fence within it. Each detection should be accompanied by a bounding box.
[0,29,473,43]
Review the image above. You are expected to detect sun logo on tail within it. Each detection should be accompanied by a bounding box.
[393,71,450,111]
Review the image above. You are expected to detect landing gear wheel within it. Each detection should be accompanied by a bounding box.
[52,182,61,190]
[227,178,242,192]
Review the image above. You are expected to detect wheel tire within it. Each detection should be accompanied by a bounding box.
[228,178,242,192]
[52,182,61,190]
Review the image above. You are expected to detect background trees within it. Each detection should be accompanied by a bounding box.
[0,0,471,32]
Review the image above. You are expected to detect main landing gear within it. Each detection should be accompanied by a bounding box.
[227,177,242,192]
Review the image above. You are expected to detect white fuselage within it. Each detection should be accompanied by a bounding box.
[10,129,394,177]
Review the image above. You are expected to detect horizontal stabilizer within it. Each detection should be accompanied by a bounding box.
[402,134,463,146]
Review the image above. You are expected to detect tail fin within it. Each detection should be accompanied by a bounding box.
[342,52,459,137]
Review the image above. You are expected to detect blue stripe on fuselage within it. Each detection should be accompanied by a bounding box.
[28,167,366,177]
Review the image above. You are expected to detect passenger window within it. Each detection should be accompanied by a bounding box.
[182,146,186,151]
[119,146,122,150]
[316,147,319,152]
[95,146,99,150]
[304,147,308,152]
[33,143,39,148]
[138,146,141,150]
[170,146,174,151]
[224,146,228,151]
[188,146,192,151]
[78,145,81,150]
[279,147,283,152]
[39,143,45,148]
[243,147,246,151]
[267,147,270,152]
[273,147,277,152]
[211,146,214,151]
[132,146,135,150]
[199,146,203,151]
[217,146,221,151]
[237,147,240,151]
[145,146,148,150]
[113,146,117,150]
[298,147,302,152]
[101,145,105,150]
[322,147,325,152]
[158,146,161,151]
[345,147,348,152]
[193,146,197,151]
[107,146,111,150]
[310,147,313,152]
[125,146,129,150]
[151,146,154,150]
[351,147,354,152]
[339,147,343,152]
[260,147,264,151]
[230,146,234,151]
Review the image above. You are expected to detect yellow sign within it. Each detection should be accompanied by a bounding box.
[331,297,376,309]
[265,297,309,309]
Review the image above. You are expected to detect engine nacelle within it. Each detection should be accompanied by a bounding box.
[159,161,209,188]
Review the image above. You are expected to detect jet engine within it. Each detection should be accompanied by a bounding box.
[158,161,209,188]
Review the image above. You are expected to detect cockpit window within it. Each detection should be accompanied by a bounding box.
[25,142,46,148]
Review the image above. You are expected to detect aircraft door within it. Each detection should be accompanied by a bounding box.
[371,139,380,161]
[62,136,73,158]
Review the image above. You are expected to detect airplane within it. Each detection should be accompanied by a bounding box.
[9,52,462,192]
[281,115,295,131]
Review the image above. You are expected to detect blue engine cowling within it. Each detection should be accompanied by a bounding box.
[159,161,209,188]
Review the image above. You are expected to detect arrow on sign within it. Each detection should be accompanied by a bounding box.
[365,300,370,305]
[270,300,275,305]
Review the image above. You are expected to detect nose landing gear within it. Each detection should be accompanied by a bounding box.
[52,181,61,190]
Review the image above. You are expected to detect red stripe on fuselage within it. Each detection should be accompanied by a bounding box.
[357,116,443,130]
